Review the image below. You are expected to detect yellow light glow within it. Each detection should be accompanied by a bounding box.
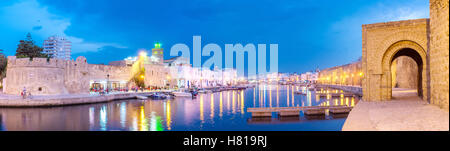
[139,51,147,57]
[140,75,145,79]
[166,100,172,130]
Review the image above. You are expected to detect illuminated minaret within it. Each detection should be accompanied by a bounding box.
[151,43,163,64]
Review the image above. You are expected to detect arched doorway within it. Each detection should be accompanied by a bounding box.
[390,48,423,99]
[380,40,429,102]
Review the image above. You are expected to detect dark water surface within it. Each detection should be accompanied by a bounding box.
[0,85,358,131]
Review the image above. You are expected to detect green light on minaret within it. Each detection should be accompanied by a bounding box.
[154,43,161,49]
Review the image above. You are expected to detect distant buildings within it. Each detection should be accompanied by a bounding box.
[43,36,72,60]
[107,44,239,89]
[317,60,362,86]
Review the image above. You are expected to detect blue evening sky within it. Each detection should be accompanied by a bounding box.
[0,0,429,73]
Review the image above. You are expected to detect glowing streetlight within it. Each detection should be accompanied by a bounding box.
[139,51,147,57]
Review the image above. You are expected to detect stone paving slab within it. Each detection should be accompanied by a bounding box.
[343,88,449,131]
[342,100,449,131]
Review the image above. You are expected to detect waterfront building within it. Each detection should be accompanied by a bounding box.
[164,56,191,89]
[300,72,318,83]
[43,36,72,60]
[2,42,239,95]
[317,60,362,86]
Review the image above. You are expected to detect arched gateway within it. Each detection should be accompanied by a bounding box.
[361,19,430,102]
[361,0,448,111]
[381,40,428,100]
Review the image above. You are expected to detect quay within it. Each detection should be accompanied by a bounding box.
[0,92,155,107]
[247,105,353,117]
[315,84,362,97]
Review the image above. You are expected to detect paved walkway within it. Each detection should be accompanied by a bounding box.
[342,88,449,131]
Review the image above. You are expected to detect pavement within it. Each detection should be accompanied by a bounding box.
[342,88,449,131]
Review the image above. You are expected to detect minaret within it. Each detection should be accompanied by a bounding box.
[151,43,163,64]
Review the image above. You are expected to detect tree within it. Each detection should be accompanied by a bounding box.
[15,33,48,59]
[131,65,146,88]
[0,49,7,80]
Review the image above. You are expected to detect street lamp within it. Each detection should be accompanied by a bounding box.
[106,74,110,94]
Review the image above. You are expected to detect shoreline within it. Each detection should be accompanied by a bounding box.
[0,92,154,108]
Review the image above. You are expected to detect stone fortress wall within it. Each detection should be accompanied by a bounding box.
[430,0,449,110]
[3,56,132,95]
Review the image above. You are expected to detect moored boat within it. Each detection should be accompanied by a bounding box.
[136,95,148,100]
[172,91,192,97]
[149,92,167,100]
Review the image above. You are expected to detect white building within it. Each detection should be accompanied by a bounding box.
[43,36,72,60]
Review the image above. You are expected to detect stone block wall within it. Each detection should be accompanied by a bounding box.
[392,56,419,89]
[4,56,68,95]
[4,56,133,95]
[430,0,449,111]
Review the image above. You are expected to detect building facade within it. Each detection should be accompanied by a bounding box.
[318,61,363,86]
[43,36,72,60]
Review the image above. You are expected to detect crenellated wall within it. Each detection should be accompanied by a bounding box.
[4,56,69,95]
[3,56,133,95]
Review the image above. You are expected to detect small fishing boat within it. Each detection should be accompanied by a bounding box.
[149,92,167,100]
[136,95,148,100]
[172,91,192,97]
[198,89,212,93]
[190,90,198,98]
[163,92,175,99]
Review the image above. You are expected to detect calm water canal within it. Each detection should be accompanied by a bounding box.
[0,85,359,131]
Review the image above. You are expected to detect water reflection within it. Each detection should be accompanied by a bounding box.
[0,85,359,131]
[165,100,172,130]
[120,102,127,128]
[0,113,3,131]
[100,105,108,131]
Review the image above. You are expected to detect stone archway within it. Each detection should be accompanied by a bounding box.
[361,19,430,102]
[380,40,428,101]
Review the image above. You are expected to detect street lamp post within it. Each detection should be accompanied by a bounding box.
[107,74,110,94]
